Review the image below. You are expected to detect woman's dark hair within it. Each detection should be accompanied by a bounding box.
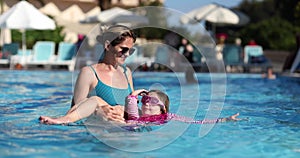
[96,25,136,46]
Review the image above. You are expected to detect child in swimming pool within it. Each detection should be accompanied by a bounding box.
[124,89,241,125]
[124,89,169,124]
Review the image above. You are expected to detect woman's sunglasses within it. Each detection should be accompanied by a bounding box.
[119,46,135,56]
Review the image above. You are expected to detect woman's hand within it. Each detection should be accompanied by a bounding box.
[99,105,125,123]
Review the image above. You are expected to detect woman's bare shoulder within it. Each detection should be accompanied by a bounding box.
[79,65,95,76]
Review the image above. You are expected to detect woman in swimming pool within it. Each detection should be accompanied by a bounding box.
[69,24,137,123]
[40,89,241,125]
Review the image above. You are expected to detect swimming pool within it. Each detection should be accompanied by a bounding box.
[0,70,300,157]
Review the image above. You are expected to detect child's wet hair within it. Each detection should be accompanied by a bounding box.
[148,90,169,113]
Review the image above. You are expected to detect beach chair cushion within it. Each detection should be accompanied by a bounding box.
[32,41,55,61]
[244,45,264,63]
[223,44,242,65]
[57,42,76,61]
[1,43,19,59]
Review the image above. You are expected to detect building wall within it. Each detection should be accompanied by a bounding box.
[111,0,139,6]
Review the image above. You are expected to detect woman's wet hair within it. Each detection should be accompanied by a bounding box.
[149,90,170,113]
[96,25,136,46]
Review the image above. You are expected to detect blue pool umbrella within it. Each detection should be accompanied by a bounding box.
[0,1,56,63]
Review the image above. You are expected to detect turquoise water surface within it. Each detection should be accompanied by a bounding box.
[0,70,300,158]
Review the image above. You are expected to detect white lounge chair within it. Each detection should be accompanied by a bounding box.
[25,41,55,69]
[243,45,272,72]
[244,45,264,63]
[49,42,77,71]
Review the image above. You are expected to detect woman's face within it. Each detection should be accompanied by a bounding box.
[112,37,135,65]
[141,93,164,116]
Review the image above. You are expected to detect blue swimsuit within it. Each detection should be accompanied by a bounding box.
[89,65,132,106]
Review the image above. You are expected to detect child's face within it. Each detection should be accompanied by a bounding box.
[141,93,165,116]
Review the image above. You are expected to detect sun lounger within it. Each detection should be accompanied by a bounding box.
[0,57,9,65]
[2,43,19,56]
[191,45,207,71]
[9,49,32,69]
[243,45,272,72]
[1,43,19,66]
[24,41,55,69]
[222,44,244,72]
[49,42,77,71]
[223,44,243,65]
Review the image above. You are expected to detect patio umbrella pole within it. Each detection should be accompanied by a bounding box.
[21,29,26,65]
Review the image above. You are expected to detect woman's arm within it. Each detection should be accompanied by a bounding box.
[67,66,97,114]
[40,96,118,125]
[72,66,96,105]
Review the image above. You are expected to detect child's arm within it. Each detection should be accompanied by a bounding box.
[216,113,241,123]
[125,94,140,120]
[124,89,148,121]
[169,113,242,124]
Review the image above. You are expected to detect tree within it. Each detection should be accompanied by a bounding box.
[274,0,299,25]
[240,17,295,50]
[136,0,168,40]
[238,0,276,23]
[236,0,300,51]
[11,26,64,49]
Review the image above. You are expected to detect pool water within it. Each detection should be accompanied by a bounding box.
[0,70,300,157]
